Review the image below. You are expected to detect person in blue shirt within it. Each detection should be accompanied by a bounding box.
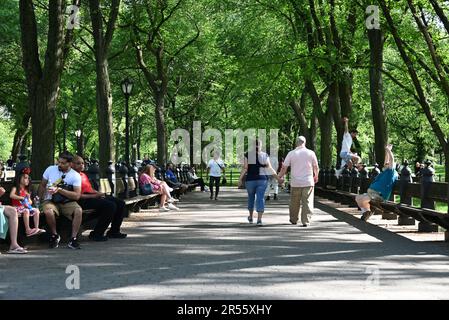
[165,163,188,194]
[356,144,399,221]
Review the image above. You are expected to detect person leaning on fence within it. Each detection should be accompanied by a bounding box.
[356,144,399,221]
[238,139,282,226]
[278,136,319,227]
[339,117,361,169]
[72,156,127,241]
[0,186,28,254]
[38,151,83,249]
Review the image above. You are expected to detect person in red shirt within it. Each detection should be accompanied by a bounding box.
[72,156,127,241]
[10,168,45,237]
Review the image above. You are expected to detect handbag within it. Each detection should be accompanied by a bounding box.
[140,183,153,195]
[221,176,227,185]
[51,184,74,204]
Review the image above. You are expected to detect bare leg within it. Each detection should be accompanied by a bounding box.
[71,208,82,238]
[33,208,41,230]
[160,193,167,208]
[3,207,21,249]
[44,209,57,235]
[22,209,32,234]
[356,194,371,211]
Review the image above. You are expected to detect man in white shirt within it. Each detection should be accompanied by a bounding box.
[278,136,319,227]
[38,152,82,249]
[340,117,361,169]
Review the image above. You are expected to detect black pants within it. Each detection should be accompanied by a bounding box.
[209,176,221,198]
[193,178,206,191]
[79,195,126,236]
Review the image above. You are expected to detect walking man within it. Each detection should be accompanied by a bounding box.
[278,136,319,227]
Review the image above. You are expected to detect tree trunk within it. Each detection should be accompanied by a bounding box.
[11,112,31,161]
[89,0,120,177]
[31,90,57,178]
[94,59,114,176]
[368,28,387,165]
[328,82,341,167]
[155,92,167,166]
[309,110,318,152]
[20,0,77,179]
[320,110,333,169]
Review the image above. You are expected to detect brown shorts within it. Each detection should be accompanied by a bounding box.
[42,201,81,220]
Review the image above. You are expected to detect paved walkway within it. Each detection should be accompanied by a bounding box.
[1,187,449,299]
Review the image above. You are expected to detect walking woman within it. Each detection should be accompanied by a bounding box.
[207,151,225,200]
[238,140,282,226]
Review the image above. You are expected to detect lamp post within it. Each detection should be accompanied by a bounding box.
[75,129,82,156]
[61,110,69,152]
[121,78,133,168]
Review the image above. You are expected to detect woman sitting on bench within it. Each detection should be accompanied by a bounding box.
[0,186,28,254]
[139,165,179,212]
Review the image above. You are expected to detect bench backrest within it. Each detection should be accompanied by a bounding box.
[99,178,112,195]
[4,170,15,181]
[115,178,125,195]
[128,177,136,192]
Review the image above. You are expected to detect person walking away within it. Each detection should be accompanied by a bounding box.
[238,140,282,226]
[278,136,319,227]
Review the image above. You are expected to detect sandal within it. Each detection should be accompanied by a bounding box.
[7,247,28,254]
[36,229,46,235]
[26,228,40,237]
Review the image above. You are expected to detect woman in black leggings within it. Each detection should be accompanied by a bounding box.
[207,152,225,200]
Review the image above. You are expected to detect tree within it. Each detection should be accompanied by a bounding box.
[19,0,80,178]
[88,0,120,176]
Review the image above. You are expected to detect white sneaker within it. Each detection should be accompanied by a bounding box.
[168,198,179,203]
[159,207,170,212]
[167,203,179,211]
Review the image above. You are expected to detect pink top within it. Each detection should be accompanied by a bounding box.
[283,146,318,187]
[139,173,161,191]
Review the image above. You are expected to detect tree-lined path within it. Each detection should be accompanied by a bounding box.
[1,188,449,300]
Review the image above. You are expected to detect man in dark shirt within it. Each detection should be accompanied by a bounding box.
[72,156,127,241]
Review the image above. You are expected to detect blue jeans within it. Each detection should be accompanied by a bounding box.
[246,179,268,213]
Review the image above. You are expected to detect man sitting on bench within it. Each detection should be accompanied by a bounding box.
[72,156,127,241]
[356,144,398,221]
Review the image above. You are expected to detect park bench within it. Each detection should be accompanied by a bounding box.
[0,175,161,245]
[315,167,449,241]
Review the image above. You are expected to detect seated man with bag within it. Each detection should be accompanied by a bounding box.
[72,156,127,241]
[38,152,82,249]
